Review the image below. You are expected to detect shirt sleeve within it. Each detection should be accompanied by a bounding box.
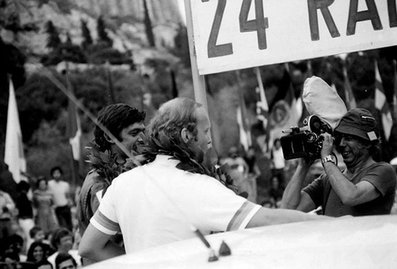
[302,174,326,207]
[89,180,108,214]
[180,174,261,232]
[90,183,120,235]
[361,163,397,197]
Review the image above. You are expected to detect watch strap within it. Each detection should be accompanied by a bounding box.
[321,155,336,166]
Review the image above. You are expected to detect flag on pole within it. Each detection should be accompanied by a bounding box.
[234,70,252,151]
[394,60,397,101]
[236,99,252,152]
[343,65,357,110]
[374,61,393,141]
[5,76,26,183]
[67,105,81,161]
[306,60,313,77]
[256,86,269,129]
[283,64,303,121]
[255,67,269,129]
[65,74,81,161]
[267,65,302,149]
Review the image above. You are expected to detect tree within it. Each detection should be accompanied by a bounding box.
[97,16,112,47]
[45,20,61,50]
[17,72,67,142]
[80,19,93,50]
[0,0,39,34]
[143,0,155,47]
[171,24,190,67]
[65,32,72,45]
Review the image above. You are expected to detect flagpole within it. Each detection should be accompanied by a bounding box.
[105,61,116,104]
[392,60,397,123]
[184,0,208,111]
[254,67,270,152]
[64,62,79,187]
[235,70,252,151]
[374,60,393,141]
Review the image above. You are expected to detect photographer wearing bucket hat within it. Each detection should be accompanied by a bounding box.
[282,108,396,216]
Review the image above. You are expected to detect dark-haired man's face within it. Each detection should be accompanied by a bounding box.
[58,235,73,252]
[117,122,146,158]
[52,170,62,180]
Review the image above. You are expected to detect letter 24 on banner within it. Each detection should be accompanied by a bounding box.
[190,0,397,75]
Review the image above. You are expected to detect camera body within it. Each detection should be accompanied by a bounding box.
[280,115,332,160]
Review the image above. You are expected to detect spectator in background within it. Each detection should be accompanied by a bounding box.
[47,228,81,269]
[15,181,35,249]
[55,253,77,269]
[27,242,52,269]
[244,146,261,203]
[244,146,261,180]
[1,251,20,268]
[33,177,59,236]
[269,176,284,208]
[29,226,45,243]
[47,168,73,232]
[221,147,257,202]
[1,234,26,262]
[0,187,15,240]
[270,138,286,189]
[0,162,18,202]
[28,226,54,257]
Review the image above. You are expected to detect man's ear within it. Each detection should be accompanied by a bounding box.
[181,128,191,143]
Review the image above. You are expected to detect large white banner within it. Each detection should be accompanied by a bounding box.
[190,0,397,74]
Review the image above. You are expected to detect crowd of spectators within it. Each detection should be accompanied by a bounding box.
[0,162,80,269]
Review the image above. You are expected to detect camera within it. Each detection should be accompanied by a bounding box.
[280,115,332,160]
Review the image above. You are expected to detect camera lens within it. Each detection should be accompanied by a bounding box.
[306,133,317,143]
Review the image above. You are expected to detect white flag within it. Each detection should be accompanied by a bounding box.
[237,106,251,151]
[375,61,393,140]
[5,77,26,183]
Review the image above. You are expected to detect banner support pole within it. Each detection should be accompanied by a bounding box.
[184,0,208,111]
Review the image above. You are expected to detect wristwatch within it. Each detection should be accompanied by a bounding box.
[321,154,337,166]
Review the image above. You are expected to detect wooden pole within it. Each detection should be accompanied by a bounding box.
[64,62,78,187]
[184,0,208,111]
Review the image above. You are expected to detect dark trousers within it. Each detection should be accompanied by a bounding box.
[0,218,12,240]
[55,205,73,231]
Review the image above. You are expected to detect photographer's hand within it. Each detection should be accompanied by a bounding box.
[300,156,314,168]
[320,133,334,158]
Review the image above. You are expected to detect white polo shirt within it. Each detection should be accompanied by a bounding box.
[91,155,260,253]
[48,180,70,207]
